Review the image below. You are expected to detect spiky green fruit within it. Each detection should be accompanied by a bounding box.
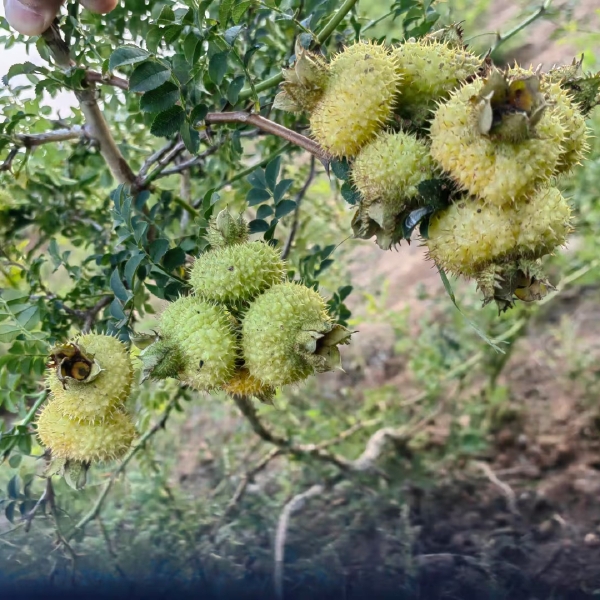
[153,295,238,390]
[351,130,436,248]
[36,401,135,463]
[426,187,571,276]
[310,41,401,158]
[430,78,565,205]
[189,242,285,304]
[392,39,481,124]
[274,38,330,113]
[47,334,134,422]
[206,209,249,248]
[242,282,352,387]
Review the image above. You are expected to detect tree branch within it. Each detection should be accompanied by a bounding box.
[274,484,324,600]
[205,112,329,162]
[13,126,90,148]
[41,24,136,186]
[85,70,129,91]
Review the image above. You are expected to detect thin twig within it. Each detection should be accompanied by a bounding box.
[82,296,112,333]
[490,0,553,55]
[156,143,221,179]
[138,139,179,180]
[282,155,316,259]
[274,484,324,600]
[46,478,78,565]
[96,515,129,579]
[205,113,328,162]
[85,70,129,91]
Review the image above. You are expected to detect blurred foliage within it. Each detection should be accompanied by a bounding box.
[0,0,598,592]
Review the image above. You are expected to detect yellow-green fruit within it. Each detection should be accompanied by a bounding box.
[222,367,275,403]
[36,402,135,463]
[159,295,237,390]
[242,282,352,387]
[426,187,571,276]
[516,187,572,254]
[48,334,134,422]
[430,79,565,205]
[189,242,285,304]
[352,129,436,210]
[545,80,589,174]
[392,40,481,123]
[310,41,401,158]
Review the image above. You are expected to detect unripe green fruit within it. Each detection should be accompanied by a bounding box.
[158,295,238,390]
[430,79,565,205]
[48,333,134,422]
[392,39,481,123]
[310,41,401,158]
[189,242,285,304]
[36,402,135,463]
[242,282,352,387]
[426,187,571,276]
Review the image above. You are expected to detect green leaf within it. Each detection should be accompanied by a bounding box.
[146,26,163,54]
[110,298,126,321]
[224,25,244,45]
[140,81,180,112]
[16,306,40,331]
[209,52,229,85]
[183,32,203,64]
[124,253,146,287]
[150,238,170,263]
[274,178,294,203]
[110,268,130,303]
[233,0,253,24]
[150,106,185,137]
[0,324,21,344]
[109,45,150,70]
[246,188,271,206]
[248,219,269,233]
[8,454,21,468]
[129,61,172,93]
[341,181,360,205]
[331,158,351,181]
[4,501,16,524]
[157,5,175,23]
[247,169,267,189]
[265,156,282,192]
[227,75,246,105]
[181,123,200,154]
[190,104,209,125]
[163,247,187,271]
[275,199,296,218]
[219,0,235,25]
[256,205,273,219]
[18,434,31,455]
[7,474,20,499]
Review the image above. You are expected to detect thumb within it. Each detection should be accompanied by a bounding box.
[3,0,64,36]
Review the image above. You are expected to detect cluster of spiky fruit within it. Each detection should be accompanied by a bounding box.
[35,334,136,486]
[274,28,599,311]
[138,210,352,403]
